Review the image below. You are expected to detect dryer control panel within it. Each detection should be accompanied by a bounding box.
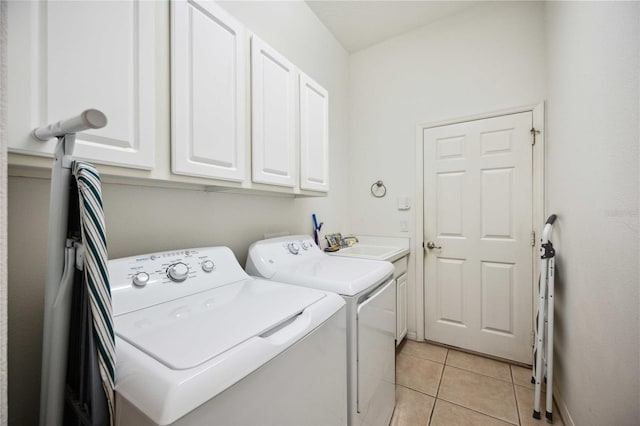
[245,235,324,279]
[109,246,250,316]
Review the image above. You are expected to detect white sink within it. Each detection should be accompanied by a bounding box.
[331,244,404,261]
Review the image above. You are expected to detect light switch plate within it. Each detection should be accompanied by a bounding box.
[397,196,412,210]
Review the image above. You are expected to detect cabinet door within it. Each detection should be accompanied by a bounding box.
[396,272,408,346]
[8,0,155,169]
[251,36,297,187]
[171,0,246,182]
[299,73,329,192]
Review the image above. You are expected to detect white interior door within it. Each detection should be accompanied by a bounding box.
[423,112,533,363]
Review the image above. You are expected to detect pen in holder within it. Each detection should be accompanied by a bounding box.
[312,214,323,246]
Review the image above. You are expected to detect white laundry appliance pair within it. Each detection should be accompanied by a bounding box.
[110,246,347,425]
[246,235,397,426]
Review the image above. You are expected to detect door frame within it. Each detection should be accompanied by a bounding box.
[414,102,546,343]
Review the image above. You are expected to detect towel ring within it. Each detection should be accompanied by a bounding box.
[370,180,387,198]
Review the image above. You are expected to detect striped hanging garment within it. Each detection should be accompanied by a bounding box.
[72,161,115,425]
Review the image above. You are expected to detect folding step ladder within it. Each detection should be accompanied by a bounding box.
[532,214,557,422]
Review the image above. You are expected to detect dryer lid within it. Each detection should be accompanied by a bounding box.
[114,278,325,370]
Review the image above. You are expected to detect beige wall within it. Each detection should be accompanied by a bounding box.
[545,2,640,424]
[347,1,546,341]
[7,2,349,424]
[1,0,9,423]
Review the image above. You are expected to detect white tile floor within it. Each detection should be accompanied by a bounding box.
[391,340,564,426]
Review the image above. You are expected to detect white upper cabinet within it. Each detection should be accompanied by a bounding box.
[299,73,329,192]
[7,0,155,169]
[251,36,297,188]
[171,0,247,182]
[8,0,329,195]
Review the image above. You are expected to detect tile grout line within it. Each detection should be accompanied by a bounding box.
[428,348,448,426]
[395,345,443,425]
[435,398,521,426]
[402,343,527,426]
[511,365,523,426]
[436,348,449,398]
[436,363,520,425]
[445,346,516,384]
[397,349,449,397]
[443,363,514,384]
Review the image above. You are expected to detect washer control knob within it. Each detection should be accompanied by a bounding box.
[288,242,300,255]
[167,262,189,282]
[301,241,310,250]
[132,272,150,287]
[201,259,215,273]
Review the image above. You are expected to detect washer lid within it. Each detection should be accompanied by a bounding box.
[114,278,325,370]
[274,256,394,296]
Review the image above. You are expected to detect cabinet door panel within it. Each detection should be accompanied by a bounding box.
[8,0,155,169]
[172,0,246,181]
[251,36,297,187]
[300,73,329,192]
[396,272,408,345]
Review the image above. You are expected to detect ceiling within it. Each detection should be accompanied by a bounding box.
[306,0,478,52]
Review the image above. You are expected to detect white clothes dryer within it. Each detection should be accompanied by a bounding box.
[110,246,347,425]
[246,235,396,426]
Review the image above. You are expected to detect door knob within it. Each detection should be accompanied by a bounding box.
[426,241,442,250]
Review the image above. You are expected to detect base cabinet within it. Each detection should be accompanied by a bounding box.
[392,254,409,346]
[396,272,408,346]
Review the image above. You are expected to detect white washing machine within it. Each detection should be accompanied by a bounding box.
[246,235,396,426]
[110,246,347,425]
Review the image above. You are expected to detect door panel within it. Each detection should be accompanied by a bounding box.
[171,0,246,181]
[8,0,155,169]
[424,112,533,363]
[437,172,465,237]
[436,258,465,326]
[299,73,329,192]
[251,36,297,187]
[481,261,515,334]
[481,168,514,238]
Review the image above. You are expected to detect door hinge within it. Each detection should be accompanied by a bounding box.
[531,230,536,247]
[530,128,540,145]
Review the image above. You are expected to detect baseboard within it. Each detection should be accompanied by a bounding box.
[406,331,417,341]
[553,384,575,426]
